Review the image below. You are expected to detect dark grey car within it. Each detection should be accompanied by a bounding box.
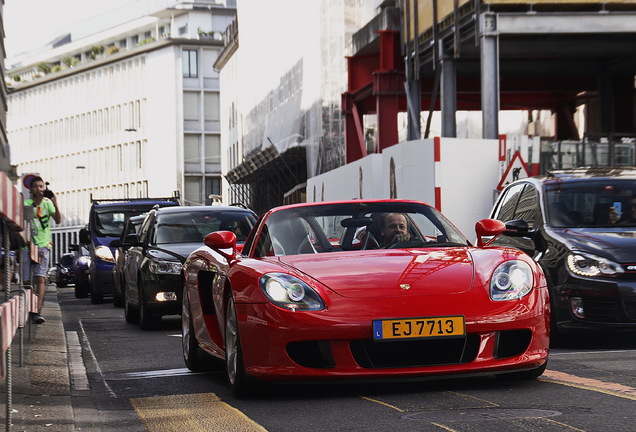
[490,167,636,344]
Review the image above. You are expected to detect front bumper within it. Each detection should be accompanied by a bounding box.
[553,274,636,332]
[233,288,550,382]
[90,261,115,296]
[141,274,182,316]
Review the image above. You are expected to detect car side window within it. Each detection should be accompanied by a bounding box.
[513,184,540,228]
[493,183,525,222]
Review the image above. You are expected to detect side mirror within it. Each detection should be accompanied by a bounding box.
[204,231,237,261]
[79,228,90,244]
[503,219,538,239]
[124,233,143,246]
[475,218,506,248]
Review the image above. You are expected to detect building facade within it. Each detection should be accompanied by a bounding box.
[6,0,235,261]
[215,0,378,214]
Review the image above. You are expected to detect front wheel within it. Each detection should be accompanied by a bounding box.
[225,296,257,397]
[75,282,89,299]
[124,285,139,323]
[139,279,160,330]
[183,283,204,371]
[90,276,103,304]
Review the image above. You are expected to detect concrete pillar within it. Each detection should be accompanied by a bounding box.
[480,13,500,139]
[441,44,457,138]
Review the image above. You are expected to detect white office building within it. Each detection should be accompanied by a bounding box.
[7,0,235,260]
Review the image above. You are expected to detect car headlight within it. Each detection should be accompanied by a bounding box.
[77,256,90,265]
[94,246,114,262]
[149,260,182,275]
[490,260,533,301]
[260,273,325,311]
[60,267,69,274]
[566,252,624,277]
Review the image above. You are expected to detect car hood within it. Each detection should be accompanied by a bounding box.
[550,227,636,262]
[147,243,202,262]
[278,249,475,298]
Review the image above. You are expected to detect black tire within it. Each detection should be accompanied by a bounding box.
[74,283,89,299]
[113,287,124,308]
[124,285,139,323]
[495,362,547,381]
[139,278,160,330]
[225,296,259,397]
[182,283,205,372]
[57,281,67,288]
[90,291,103,304]
[90,278,103,304]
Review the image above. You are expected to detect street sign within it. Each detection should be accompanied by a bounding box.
[497,151,529,191]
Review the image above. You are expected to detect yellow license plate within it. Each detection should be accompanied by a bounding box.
[373,316,465,340]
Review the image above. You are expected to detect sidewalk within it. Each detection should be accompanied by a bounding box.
[4,284,74,431]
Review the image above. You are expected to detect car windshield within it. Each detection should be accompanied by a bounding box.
[545,179,636,227]
[93,208,154,237]
[155,210,256,244]
[250,201,468,257]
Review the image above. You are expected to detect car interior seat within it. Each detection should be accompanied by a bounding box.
[179,226,203,243]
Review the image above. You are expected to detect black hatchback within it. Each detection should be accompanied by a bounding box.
[123,205,257,329]
[490,167,636,343]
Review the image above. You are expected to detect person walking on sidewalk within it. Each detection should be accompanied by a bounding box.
[22,176,62,324]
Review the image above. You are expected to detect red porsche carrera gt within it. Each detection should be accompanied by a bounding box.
[181,200,550,396]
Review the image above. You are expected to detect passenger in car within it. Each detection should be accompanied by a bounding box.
[609,197,636,224]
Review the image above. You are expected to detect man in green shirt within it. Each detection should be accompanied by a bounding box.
[22,176,62,324]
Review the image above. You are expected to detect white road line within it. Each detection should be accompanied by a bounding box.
[79,318,117,398]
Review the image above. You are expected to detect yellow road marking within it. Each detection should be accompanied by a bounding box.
[430,422,460,431]
[540,370,636,401]
[540,417,589,432]
[359,396,406,412]
[131,393,268,432]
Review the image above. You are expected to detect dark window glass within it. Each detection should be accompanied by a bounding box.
[493,183,525,222]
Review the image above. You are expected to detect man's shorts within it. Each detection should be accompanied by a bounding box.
[21,247,50,280]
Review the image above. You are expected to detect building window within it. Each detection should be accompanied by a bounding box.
[184,176,221,205]
[183,92,200,121]
[205,177,221,205]
[144,31,152,39]
[184,134,200,163]
[204,135,220,163]
[119,39,127,48]
[204,92,219,121]
[182,50,198,78]
[184,177,201,205]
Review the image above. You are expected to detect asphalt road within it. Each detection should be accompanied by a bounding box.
[58,287,636,432]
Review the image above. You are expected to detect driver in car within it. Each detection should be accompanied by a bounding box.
[380,213,412,248]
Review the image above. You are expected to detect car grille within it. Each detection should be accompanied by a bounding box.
[583,297,636,322]
[350,335,480,369]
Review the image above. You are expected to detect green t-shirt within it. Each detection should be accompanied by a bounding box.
[25,198,57,248]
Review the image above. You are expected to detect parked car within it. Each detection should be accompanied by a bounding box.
[70,244,91,298]
[111,215,147,307]
[490,167,636,343]
[181,199,550,396]
[79,195,180,304]
[54,253,75,288]
[124,205,257,330]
